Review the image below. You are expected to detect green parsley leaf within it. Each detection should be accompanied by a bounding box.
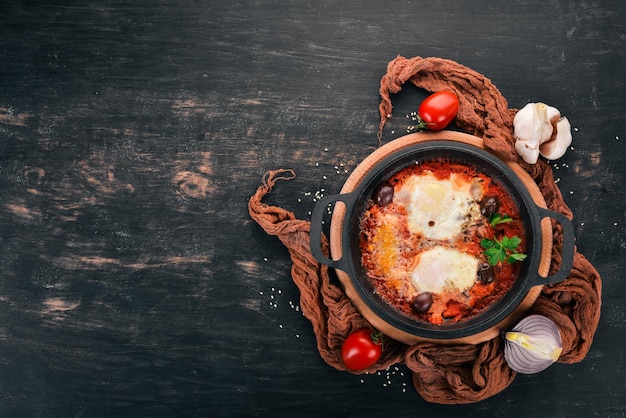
[480,238,497,249]
[481,234,527,266]
[489,213,513,227]
[504,235,522,250]
[507,253,528,263]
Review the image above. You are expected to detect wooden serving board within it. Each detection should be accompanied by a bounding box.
[328,131,552,345]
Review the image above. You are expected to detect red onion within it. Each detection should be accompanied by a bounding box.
[503,315,563,374]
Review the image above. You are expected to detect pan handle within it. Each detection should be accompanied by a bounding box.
[309,192,358,271]
[528,206,576,286]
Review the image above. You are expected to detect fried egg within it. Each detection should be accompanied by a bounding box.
[395,172,483,241]
[410,246,480,294]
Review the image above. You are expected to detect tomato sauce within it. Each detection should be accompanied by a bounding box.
[359,160,526,325]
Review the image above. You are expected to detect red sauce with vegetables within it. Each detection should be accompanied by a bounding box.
[359,160,526,325]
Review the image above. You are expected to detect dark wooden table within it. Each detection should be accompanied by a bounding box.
[1,1,624,417]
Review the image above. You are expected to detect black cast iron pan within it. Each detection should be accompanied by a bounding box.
[310,139,574,342]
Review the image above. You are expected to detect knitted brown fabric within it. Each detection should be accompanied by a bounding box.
[248,170,407,372]
[378,55,516,162]
[248,56,602,404]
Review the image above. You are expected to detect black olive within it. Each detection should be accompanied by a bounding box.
[373,183,394,207]
[410,292,433,313]
[478,262,495,284]
[480,195,500,218]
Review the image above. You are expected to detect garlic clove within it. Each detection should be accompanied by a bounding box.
[546,105,561,125]
[514,138,540,164]
[513,103,555,164]
[540,117,572,160]
[513,103,554,143]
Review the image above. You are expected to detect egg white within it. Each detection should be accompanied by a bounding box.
[395,172,483,241]
[410,246,480,294]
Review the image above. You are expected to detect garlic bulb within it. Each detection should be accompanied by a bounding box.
[513,102,573,163]
[503,315,563,374]
[513,103,554,164]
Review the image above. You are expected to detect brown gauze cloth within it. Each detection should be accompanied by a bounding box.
[248,55,602,404]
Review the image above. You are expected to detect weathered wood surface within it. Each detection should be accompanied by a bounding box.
[0,1,624,416]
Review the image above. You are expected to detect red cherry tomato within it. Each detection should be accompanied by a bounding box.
[341,328,383,371]
[417,90,459,131]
